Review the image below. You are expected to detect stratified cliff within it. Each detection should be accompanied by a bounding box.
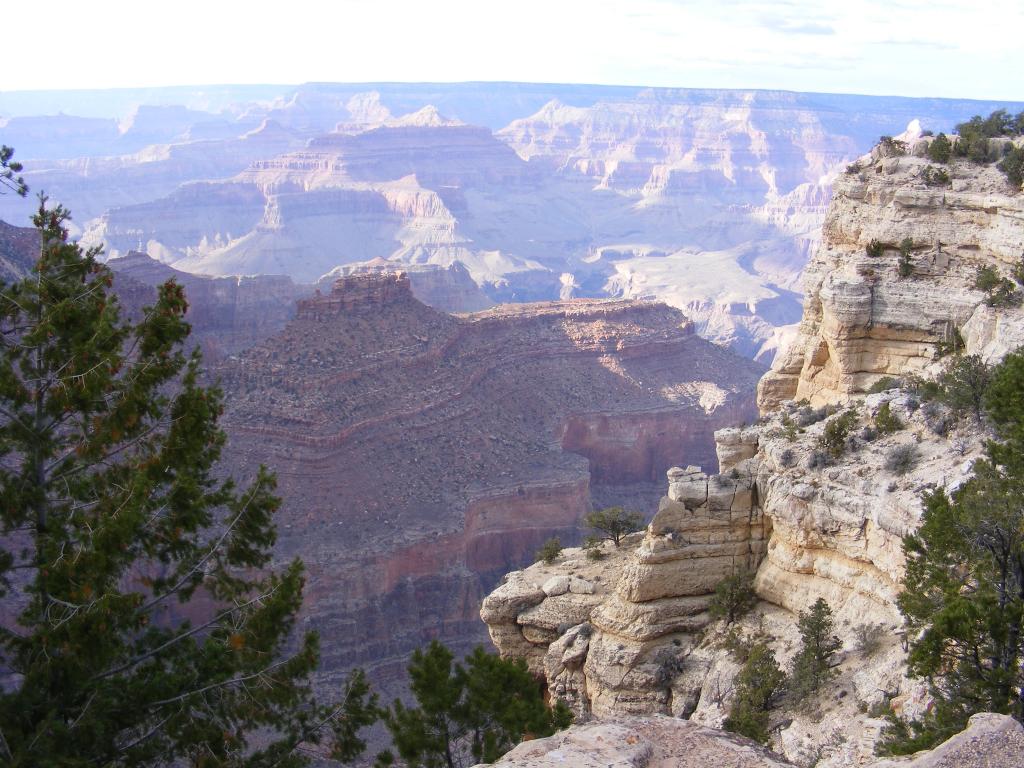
[759,130,1024,410]
[214,272,762,690]
[481,134,1024,766]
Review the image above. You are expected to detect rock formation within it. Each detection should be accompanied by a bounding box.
[759,131,1024,410]
[10,84,1019,359]
[213,272,762,692]
[481,135,1024,766]
[106,251,309,359]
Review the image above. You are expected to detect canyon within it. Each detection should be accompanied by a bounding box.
[5,84,1022,359]
[481,133,1024,765]
[213,271,763,688]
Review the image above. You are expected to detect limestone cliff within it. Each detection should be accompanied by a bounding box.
[759,131,1024,410]
[481,136,1024,766]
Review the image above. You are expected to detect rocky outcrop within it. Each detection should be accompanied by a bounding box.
[214,272,762,690]
[482,134,1024,766]
[486,712,1024,768]
[759,132,1024,410]
[486,715,795,768]
[318,258,493,313]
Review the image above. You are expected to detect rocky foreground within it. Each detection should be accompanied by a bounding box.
[481,132,1024,765]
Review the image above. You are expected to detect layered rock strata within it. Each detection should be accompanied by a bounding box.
[759,133,1024,410]
[482,136,1024,766]
[214,272,762,687]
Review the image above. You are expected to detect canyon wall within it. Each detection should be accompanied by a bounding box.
[7,84,1020,359]
[481,136,1024,766]
[759,131,1024,409]
[213,272,762,687]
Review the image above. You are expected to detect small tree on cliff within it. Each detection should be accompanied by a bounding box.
[380,641,571,768]
[0,196,378,766]
[789,598,841,702]
[584,506,644,547]
[724,642,786,745]
[881,348,1024,754]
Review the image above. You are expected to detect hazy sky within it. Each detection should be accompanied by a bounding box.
[5,0,1021,99]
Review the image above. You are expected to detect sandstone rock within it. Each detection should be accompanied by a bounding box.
[868,713,1024,768]
[759,138,1024,411]
[542,576,570,597]
[485,715,795,768]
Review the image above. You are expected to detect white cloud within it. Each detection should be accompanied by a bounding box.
[3,0,1021,99]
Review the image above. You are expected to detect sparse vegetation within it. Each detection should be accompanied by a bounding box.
[922,165,951,186]
[897,238,914,278]
[874,401,904,434]
[536,537,563,564]
[921,401,953,437]
[998,145,1024,189]
[583,535,607,560]
[854,624,886,656]
[937,354,992,419]
[867,376,900,394]
[709,568,758,624]
[865,239,885,258]
[779,448,796,468]
[884,444,920,476]
[878,136,907,156]
[584,506,644,547]
[974,265,1021,307]
[653,648,685,689]
[724,642,786,745]
[934,325,966,359]
[819,409,859,458]
[880,350,1024,754]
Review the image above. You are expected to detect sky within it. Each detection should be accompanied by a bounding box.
[4,0,1021,100]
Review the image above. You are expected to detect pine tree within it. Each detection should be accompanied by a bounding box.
[724,642,785,745]
[789,598,841,702]
[381,641,571,768]
[0,197,378,766]
[709,568,757,624]
[881,349,1024,754]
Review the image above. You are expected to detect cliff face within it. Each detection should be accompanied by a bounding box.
[214,272,762,686]
[759,132,1024,410]
[106,252,310,359]
[481,137,1024,766]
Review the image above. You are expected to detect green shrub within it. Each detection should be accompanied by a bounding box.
[998,145,1024,189]
[583,535,606,561]
[926,133,952,163]
[709,569,758,624]
[652,648,685,689]
[867,376,900,394]
[922,165,950,186]
[865,239,885,258]
[937,354,992,419]
[819,409,859,458]
[974,265,1020,307]
[874,402,904,434]
[934,326,965,359]
[723,643,786,745]
[897,238,914,278]
[535,537,563,564]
